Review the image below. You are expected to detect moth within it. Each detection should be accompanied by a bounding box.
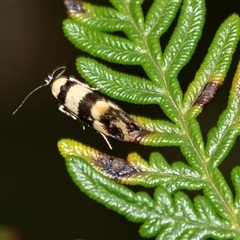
[13,66,148,149]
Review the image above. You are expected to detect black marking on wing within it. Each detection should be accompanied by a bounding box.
[100,106,144,141]
[78,92,103,126]
[99,107,124,140]
[57,81,76,104]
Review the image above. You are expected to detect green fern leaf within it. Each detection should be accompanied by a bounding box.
[183,14,240,116]
[206,61,240,168]
[65,154,155,221]
[231,167,240,211]
[139,132,183,147]
[144,0,182,66]
[142,152,204,192]
[68,2,126,32]
[179,117,205,171]
[63,19,146,65]
[76,57,163,104]
[162,0,205,77]
[130,116,181,134]
[58,139,203,190]
[144,0,182,37]
[140,190,235,239]
[204,169,233,220]
[63,152,238,239]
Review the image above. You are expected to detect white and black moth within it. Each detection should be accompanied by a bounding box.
[13,66,149,149]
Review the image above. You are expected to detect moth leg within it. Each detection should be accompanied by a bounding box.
[58,105,77,120]
[100,132,113,150]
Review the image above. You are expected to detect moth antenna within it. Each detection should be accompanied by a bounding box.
[50,65,67,81]
[13,65,67,115]
[100,133,113,150]
[12,83,49,115]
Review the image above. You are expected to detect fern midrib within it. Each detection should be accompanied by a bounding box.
[124,2,185,117]
[182,120,240,230]
[181,52,240,233]
[164,106,240,235]
[209,176,240,229]
[145,22,240,237]
[124,5,240,233]
[207,114,240,229]
[182,94,240,231]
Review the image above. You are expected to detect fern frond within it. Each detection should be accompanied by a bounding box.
[61,0,240,239]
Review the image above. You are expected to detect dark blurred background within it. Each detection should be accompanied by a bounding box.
[1,1,240,239]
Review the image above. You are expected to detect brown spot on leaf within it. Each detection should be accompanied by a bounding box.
[93,153,140,181]
[194,82,221,108]
[64,0,86,14]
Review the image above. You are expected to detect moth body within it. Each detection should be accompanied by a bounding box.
[13,66,149,148]
[50,74,146,143]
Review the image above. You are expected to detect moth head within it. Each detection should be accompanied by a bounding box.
[13,65,67,115]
